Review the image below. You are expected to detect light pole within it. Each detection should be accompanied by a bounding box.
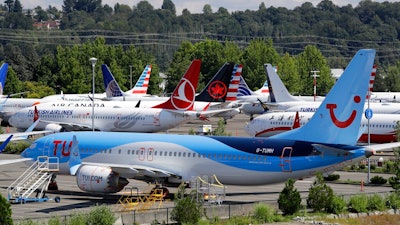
[129,65,133,90]
[310,70,320,101]
[89,57,97,132]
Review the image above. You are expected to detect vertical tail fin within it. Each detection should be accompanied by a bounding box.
[152,59,201,110]
[367,64,377,99]
[129,65,151,95]
[195,62,235,102]
[101,64,125,98]
[0,135,12,153]
[271,49,376,146]
[0,63,8,96]
[237,76,255,97]
[265,64,302,102]
[225,64,242,102]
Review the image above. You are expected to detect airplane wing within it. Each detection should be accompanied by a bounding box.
[366,142,400,153]
[81,162,175,178]
[0,158,31,166]
[40,119,96,131]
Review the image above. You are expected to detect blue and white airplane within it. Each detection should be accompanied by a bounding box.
[21,49,397,194]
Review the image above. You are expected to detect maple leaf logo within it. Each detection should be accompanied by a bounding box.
[207,81,227,99]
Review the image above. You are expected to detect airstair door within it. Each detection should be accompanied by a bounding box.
[43,137,54,157]
[280,147,293,172]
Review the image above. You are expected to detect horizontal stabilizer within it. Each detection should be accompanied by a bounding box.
[312,144,352,156]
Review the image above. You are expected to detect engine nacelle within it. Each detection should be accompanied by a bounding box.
[44,123,64,132]
[76,165,129,193]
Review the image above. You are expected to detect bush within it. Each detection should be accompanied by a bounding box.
[171,184,203,224]
[253,203,276,223]
[278,178,301,215]
[386,192,400,210]
[367,194,386,211]
[348,194,368,213]
[307,173,334,212]
[87,205,116,225]
[326,195,347,214]
[370,175,387,185]
[324,174,340,181]
[0,193,13,225]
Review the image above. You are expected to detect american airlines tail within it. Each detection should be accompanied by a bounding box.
[270,49,376,146]
[101,64,125,98]
[129,64,151,95]
[195,62,235,102]
[0,63,8,96]
[152,59,201,110]
[225,64,242,102]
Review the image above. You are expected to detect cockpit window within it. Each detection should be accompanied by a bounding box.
[29,143,37,150]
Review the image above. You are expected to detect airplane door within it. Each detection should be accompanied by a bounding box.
[280,147,293,172]
[43,137,54,157]
[153,112,160,126]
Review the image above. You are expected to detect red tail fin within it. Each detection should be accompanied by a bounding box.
[34,106,39,122]
[152,59,201,110]
[292,111,300,129]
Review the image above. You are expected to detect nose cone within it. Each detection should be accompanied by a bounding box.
[244,122,256,136]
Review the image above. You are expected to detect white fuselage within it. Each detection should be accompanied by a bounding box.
[9,102,199,133]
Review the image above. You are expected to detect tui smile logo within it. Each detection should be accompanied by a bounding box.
[326,95,361,128]
[171,78,195,110]
[207,81,227,99]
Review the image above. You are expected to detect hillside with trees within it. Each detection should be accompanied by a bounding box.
[0,0,399,96]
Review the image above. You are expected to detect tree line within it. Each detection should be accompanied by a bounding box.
[0,0,399,96]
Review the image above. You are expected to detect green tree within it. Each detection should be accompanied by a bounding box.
[307,172,334,212]
[296,45,334,96]
[0,193,13,225]
[171,183,203,224]
[240,39,280,90]
[278,178,302,215]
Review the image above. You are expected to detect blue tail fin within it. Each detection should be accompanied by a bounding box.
[0,135,12,153]
[102,64,124,98]
[270,49,376,146]
[195,62,235,102]
[0,63,8,96]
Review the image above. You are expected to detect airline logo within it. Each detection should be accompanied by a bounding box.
[238,77,252,96]
[171,78,195,110]
[326,95,360,128]
[207,81,227,100]
[106,80,123,97]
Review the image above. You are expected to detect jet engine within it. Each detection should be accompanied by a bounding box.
[76,165,129,193]
[44,124,64,132]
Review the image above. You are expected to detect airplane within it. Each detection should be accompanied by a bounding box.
[0,120,54,166]
[245,111,399,143]
[20,49,400,194]
[9,60,235,133]
[0,64,152,126]
[103,64,152,97]
[0,63,8,96]
[260,63,400,114]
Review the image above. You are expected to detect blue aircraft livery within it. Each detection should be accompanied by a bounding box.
[21,49,399,194]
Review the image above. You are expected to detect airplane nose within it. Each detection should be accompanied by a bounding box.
[244,122,254,136]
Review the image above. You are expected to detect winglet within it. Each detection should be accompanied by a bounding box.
[271,49,376,146]
[102,64,125,98]
[0,63,8,96]
[130,64,152,95]
[68,135,81,176]
[195,62,235,102]
[0,135,13,153]
[152,59,201,110]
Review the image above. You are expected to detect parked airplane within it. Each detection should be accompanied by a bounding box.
[10,60,233,132]
[245,111,399,143]
[20,49,399,194]
[261,63,400,114]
